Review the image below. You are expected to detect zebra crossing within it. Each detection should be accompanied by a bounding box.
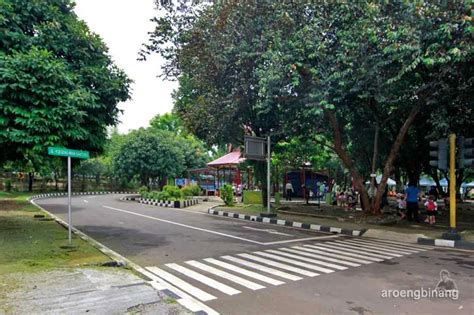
[146,238,430,313]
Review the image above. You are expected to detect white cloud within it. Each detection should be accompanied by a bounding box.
[74,0,178,134]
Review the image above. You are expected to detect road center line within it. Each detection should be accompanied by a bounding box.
[102,205,337,245]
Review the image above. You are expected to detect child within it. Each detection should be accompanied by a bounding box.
[396,194,406,220]
[347,192,356,211]
[424,195,437,225]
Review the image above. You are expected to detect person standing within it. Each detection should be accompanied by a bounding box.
[285,181,294,201]
[405,181,420,222]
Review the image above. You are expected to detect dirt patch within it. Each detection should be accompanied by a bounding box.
[0,200,20,211]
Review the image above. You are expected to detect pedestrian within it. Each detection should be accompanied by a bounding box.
[396,194,406,220]
[428,185,439,201]
[285,181,294,201]
[302,184,310,204]
[405,181,420,222]
[424,195,437,225]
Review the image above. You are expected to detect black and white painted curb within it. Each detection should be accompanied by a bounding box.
[418,238,474,250]
[29,197,217,315]
[208,208,365,237]
[30,191,135,201]
[122,196,199,209]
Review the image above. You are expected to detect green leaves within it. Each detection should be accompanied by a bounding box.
[0,0,131,167]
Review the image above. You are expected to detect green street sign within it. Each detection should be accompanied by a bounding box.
[48,147,89,159]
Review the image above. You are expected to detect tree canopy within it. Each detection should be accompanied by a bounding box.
[143,0,473,212]
[0,0,131,166]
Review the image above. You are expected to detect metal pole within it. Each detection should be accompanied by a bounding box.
[67,156,72,244]
[267,135,271,214]
[449,133,456,229]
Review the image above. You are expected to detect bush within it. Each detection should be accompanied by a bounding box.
[138,185,149,197]
[4,179,12,192]
[181,184,201,197]
[163,185,183,200]
[220,184,234,206]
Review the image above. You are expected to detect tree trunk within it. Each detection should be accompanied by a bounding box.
[370,124,380,209]
[54,171,59,191]
[28,172,34,192]
[373,103,421,214]
[324,110,370,212]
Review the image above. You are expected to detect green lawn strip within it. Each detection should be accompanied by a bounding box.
[0,193,111,302]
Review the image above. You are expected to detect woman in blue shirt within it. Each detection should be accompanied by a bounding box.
[405,181,420,222]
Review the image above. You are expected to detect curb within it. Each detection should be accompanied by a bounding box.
[29,191,135,201]
[207,208,365,236]
[121,196,199,208]
[29,196,217,315]
[418,237,474,250]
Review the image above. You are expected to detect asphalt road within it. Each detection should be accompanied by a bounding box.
[35,194,474,315]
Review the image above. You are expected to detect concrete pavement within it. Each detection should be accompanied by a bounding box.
[35,194,474,315]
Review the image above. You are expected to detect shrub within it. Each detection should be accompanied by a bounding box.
[138,185,149,197]
[220,184,234,206]
[4,179,12,192]
[163,185,183,200]
[181,184,201,197]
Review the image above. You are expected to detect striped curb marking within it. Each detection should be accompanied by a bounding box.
[29,191,135,201]
[207,208,365,236]
[28,197,218,315]
[418,237,474,250]
[144,238,430,308]
[122,196,199,209]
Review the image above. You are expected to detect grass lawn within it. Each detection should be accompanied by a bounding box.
[0,192,111,300]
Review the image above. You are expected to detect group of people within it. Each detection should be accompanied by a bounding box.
[396,183,439,224]
[285,179,443,225]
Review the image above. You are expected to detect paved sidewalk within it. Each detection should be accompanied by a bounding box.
[1,268,189,315]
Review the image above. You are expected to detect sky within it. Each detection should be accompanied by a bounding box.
[74,0,178,134]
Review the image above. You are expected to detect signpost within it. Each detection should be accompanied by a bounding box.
[48,147,89,245]
[244,136,273,217]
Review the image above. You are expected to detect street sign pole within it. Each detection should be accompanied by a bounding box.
[67,156,72,244]
[267,135,271,215]
[47,147,89,246]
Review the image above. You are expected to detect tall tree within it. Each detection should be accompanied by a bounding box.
[0,0,131,170]
[143,1,473,213]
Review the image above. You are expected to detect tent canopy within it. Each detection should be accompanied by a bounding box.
[207,150,245,168]
[365,175,396,186]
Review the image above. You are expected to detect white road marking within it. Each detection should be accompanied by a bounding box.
[83,199,88,203]
[243,226,294,236]
[265,249,347,270]
[146,267,216,301]
[293,246,374,264]
[342,239,419,254]
[103,206,264,245]
[204,258,285,286]
[263,235,340,245]
[281,247,361,267]
[332,241,403,257]
[221,256,303,281]
[253,251,335,273]
[359,239,427,251]
[304,245,384,262]
[185,260,265,290]
[102,205,334,246]
[166,263,241,295]
[361,238,430,250]
[237,254,319,277]
[317,243,396,259]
